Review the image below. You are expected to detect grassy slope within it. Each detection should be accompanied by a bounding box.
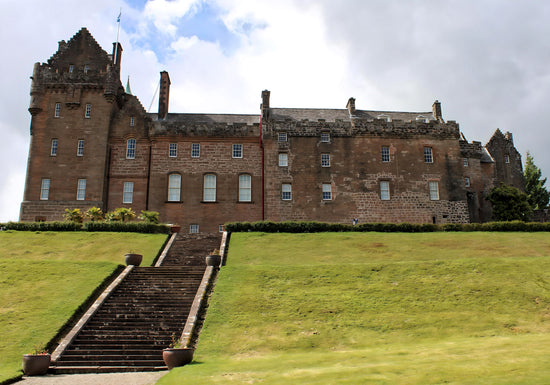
[0,231,167,383]
[158,232,550,385]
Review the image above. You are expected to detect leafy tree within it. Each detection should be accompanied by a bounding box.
[63,208,83,223]
[524,152,550,210]
[85,207,104,222]
[139,210,160,224]
[487,183,532,222]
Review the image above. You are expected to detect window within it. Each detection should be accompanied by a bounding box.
[85,104,91,118]
[77,140,84,156]
[169,143,177,158]
[377,114,391,122]
[203,174,216,202]
[168,174,181,201]
[76,179,86,200]
[321,133,330,143]
[279,153,288,167]
[504,155,510,164]
[239,174,252,202]
[51,139,58,156]
[278,132,287,142]
[322,183,332,200]
[123,182,134,204]
[321,153,331,167]
[232,144,243,158]
[126,139,136,159]
[130,117,135,127]
[282,184,292,200]
[463,158,469,167]
[54,103,61,118]
[190,224,199,233]
[429,181,439,201]
[69,65,74,73]
[191,143,200,158]
[416,115,429,123]
[84,65,89,74]
[465,177,471,188]
[424,147,433,163]
[40,179,50,200]
[381,146,390,162]
[219,225,225,232]
[380,181,390,200]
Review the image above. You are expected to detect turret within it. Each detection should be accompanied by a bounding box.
[28,62,43,116]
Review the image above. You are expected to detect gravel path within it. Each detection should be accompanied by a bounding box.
[17,372,167,385]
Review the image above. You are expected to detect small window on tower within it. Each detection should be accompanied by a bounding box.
[51,139,58,156]
[54,103,61,118]
[85,104,91,118]
[130,117,135,127]
[504,155,510,164]
[77,140,84,156]
[84,65,89,74]
[278,133,288,142]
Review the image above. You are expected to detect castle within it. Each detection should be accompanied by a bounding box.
[20,28,524,232]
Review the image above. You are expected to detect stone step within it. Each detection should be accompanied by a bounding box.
[50,365,167,374]
[53,359,165,367]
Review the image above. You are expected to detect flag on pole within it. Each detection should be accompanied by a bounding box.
[117,11,121,23]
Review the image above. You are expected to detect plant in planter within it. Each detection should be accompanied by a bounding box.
[124,251,143,266]
[206,249,221,267]
[22,344,51,376]
[162,333,194,369]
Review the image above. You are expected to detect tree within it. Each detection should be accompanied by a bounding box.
[487,183,532,222]
[524,152,550,210]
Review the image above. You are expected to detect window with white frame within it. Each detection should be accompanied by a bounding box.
[85,104,91,118]
[203,174,216,202]
[504,155,510,163]
[76,179,86,200]
[126,139,136,159]
[278,132,287,142]
[191,143,200,158]
[279,153,288,167]
[322,183,332,200]
[239,174,252,202]
[77,140,84,156]
[321,153,330,167]
[169,143,177,158]
[123,182,134,204]
[190,224,199,233]
[130,117,135,127]
[54,103,61,118]
[51,139,58,156]
[168,174,181,201]
[40,179,50,200]
[282,184,292,200]
[232,144,243,158]
[424,147,433,163]
[321,132,330,143]
[465,177,471,187]
[380,181,390,200]
[429,181,439,201]
[381,146,390,162]
[463,158,469,167]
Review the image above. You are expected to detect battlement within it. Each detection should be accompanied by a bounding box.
[459,140,484,158]
[151,116,261,138]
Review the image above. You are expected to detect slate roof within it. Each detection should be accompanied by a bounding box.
[270,108,436,122]
[151,113,260,125]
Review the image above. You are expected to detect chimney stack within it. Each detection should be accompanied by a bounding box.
[158,71,171,120]
[432,100,443,122]
[346,97,356,115]
[112,42,123,72]
[261,90,270,119]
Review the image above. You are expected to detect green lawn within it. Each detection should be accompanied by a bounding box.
[158,232,550,385]
[0,231,167,383]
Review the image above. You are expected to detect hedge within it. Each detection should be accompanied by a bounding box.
[0,221,170,234]
[224,220,550,233]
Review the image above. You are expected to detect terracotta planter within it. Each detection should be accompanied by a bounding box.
[22,354,50,376]
[162,348,194,369]
[206,254,221,267]
[124,253,143,266]
[170,225,181,233]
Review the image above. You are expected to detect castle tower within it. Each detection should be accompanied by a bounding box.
[20,28,124,221]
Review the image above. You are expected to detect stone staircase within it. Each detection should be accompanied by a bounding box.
[50,233,222,373]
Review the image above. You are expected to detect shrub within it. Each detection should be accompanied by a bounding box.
[85,207,104,222]
[63,208,83,223]
[139,210,160,224]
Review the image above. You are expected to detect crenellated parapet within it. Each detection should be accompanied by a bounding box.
[459,140,484,159]
[151,115,261,138]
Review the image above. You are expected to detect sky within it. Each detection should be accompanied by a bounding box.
[1,0,549,222]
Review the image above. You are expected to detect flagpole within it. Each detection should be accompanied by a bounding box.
[114,8,121,66]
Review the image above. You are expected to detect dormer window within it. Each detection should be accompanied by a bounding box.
[377,114,391,122]
[416,115,429,123]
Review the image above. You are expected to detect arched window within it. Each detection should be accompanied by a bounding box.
[168,174,181,201]
[203,174,216,202]
[239,174,251,202]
